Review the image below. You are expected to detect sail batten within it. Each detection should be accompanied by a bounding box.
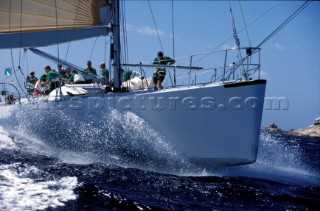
[0,0,103,33]
[0,0,110,48]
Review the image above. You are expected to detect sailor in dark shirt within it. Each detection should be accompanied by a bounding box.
[152,51,175,90]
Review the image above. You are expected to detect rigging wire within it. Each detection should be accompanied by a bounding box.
[121,1,128,90]
[8,0,27,96]
[21,48,27,76]
[171,0,176,86]
[193,1,282,65]
[147,0,164,53]
[24,49,29,75]
[65,1,109,62]
[54,0,62,96]
[228,1,247,77]
[104,36,107,66]
[21,49,28,91]
[121,0,129,68]
[65,0,81,61]
[238,0,251,47]
[9,0,15,72]
[228,1,241,50]
[146,0,174,86]
[89,36,99,61]
[18,0,22,69]
[89,26,109,63]
[257,0,311,48]
[88,4,112,63]
[54,0,60,65]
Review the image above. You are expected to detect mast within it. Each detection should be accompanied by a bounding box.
[111,0,121,89]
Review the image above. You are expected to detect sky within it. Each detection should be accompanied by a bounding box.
[0,1,319,130]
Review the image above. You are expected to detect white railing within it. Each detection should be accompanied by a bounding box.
[123,47,261,90]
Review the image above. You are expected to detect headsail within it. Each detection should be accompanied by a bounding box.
[0,0,110,49]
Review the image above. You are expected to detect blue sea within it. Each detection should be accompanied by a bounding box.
[0,106,319,210]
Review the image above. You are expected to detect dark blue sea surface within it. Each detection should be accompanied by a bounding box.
[0,106,319,210]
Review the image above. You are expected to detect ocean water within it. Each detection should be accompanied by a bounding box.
[0,105,319,210]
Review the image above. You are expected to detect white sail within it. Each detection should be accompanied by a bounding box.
[0,0,110,48]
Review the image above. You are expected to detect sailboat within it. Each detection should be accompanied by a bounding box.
[0,0,268,166]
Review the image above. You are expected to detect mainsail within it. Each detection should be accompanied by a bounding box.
[0,0,110,49]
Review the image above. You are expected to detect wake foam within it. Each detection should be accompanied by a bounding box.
[1,104,192,173]
[0,126,16,150]
[2,103,318,185]
[212,132,320,186]
[0,163,77,210]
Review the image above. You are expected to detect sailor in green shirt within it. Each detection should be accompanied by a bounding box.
[122,70,132,81]
[26,71,38,85]
[43,65,59,92]
[69,72,76,83]
[99,62,109,84]
[68,70,83,84]
[47,70,59,81]
[26,71,38,94]
[121,69,141,81]
[39,73,47,82]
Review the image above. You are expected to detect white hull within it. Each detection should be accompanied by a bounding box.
[137,81,266,166]
[43,79,266,166]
